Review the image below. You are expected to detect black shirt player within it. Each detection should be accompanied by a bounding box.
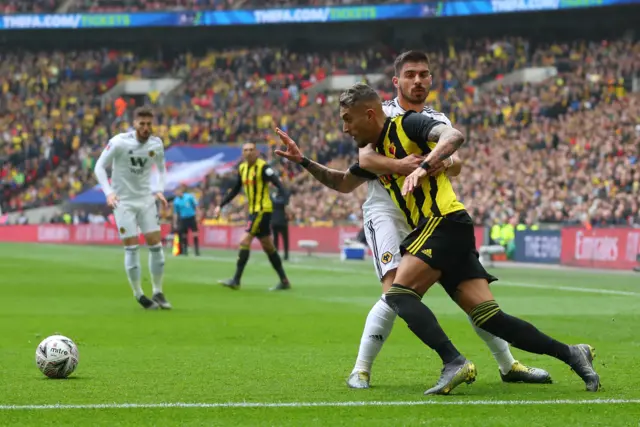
[271,186,290,261]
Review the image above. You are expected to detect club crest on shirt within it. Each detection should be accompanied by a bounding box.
[381,251,393,264]
[119,227,126,235]
[149,150,155,157]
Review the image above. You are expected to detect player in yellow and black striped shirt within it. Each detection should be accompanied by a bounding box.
[339,82,600,395]
[215,142,291,291]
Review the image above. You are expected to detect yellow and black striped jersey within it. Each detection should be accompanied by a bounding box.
[375,111,465,228]
[220,158,283,214]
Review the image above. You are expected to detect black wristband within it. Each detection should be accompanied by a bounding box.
[300,156,311,168]
[420,160,430,171]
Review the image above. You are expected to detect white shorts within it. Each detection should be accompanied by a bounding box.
[114,200,160,239]
[363,214,411,281]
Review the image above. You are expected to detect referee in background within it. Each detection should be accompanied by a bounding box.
[173,184,200,256]
[271,186,290,261]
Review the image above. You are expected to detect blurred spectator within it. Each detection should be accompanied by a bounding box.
[0,0,61,14]
[69,0,430,13]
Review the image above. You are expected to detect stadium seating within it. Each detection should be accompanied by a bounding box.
[68,0,424,13]
[1,39,638,228]
[0,0,61,14]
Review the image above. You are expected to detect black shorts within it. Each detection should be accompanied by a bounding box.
[246,212,272,238]
[178,216,198,233]
[399,210,497,299]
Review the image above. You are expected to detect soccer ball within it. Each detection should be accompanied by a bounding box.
[35,335,79,379]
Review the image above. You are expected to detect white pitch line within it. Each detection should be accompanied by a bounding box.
[1,399,639,410]
[498,281,640,297]
[183,255,640,297]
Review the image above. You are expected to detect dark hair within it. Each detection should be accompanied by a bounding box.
[134,106,154,119]
[393,51,430,76]
[339,82,380,109]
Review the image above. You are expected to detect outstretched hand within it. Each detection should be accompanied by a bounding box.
[274,128,303,164]
[402,167,428,196]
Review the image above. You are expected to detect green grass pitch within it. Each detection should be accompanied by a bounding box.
[0,243,639,426]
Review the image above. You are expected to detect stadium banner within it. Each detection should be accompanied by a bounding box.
[0,224,485,253]
[1,0,637,30]
[0,224,172,245]
[561,227,640,270]
[514,229,562,264]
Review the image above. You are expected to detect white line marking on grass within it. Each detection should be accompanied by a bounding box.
[498,281,640,297]
[186,256,640,296]
[1,399,639,410]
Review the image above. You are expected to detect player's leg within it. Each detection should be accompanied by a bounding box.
[389,254,475,395]
[189,218,200,256]
[115,204,157,309]
[178,218,188,256]
[387,217,476,395]
[272,225,280,252]
[347,269,397,389]
[282,224,289,261]
[439,247,551,383]
[347,217,400,389]
[139,203,170,309]
[466,315,551,383]
[257,215,290,291]
[454,270,600,391]
[218,231,253,290]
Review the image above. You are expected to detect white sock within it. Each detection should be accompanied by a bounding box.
[352,297,397,374]
[124,245,143,299]
[468,315,515,374]
[148,243,165,295]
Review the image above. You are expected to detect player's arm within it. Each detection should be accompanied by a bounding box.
[94,138,119,207]
[402,112,465,169]
[273,127,366,193]
[262,165,287,193]
[218,172,242,210]
[446,153,462,177]
[401,112,466,194]
[153,143,168,208]
[301,158,368,193]
[154,146,167,195]
[358,144,422,176]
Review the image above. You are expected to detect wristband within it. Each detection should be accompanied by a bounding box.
[446,157,454,168]
[300,156,311,168]
[420,160,430,171]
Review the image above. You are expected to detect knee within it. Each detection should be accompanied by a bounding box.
[145,232,162,246]
[240,235,253,249]
[260,239,275,253]
[123,237,139,247]
[469,300,502,328]
[384,283,422,312]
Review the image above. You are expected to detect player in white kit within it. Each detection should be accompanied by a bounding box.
[94,106,171,310]
[275,50,551,389]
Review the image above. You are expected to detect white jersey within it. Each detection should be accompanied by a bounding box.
[94,131,166,204]
[361,97,452,221]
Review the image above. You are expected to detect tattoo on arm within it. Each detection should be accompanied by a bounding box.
[305,161,348,191]
[427,124,466,162]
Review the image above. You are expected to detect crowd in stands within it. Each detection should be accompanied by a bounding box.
[1,38,639,229]
[67,0,423,13]
[0,0,61,14]
[0,49,172,213]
